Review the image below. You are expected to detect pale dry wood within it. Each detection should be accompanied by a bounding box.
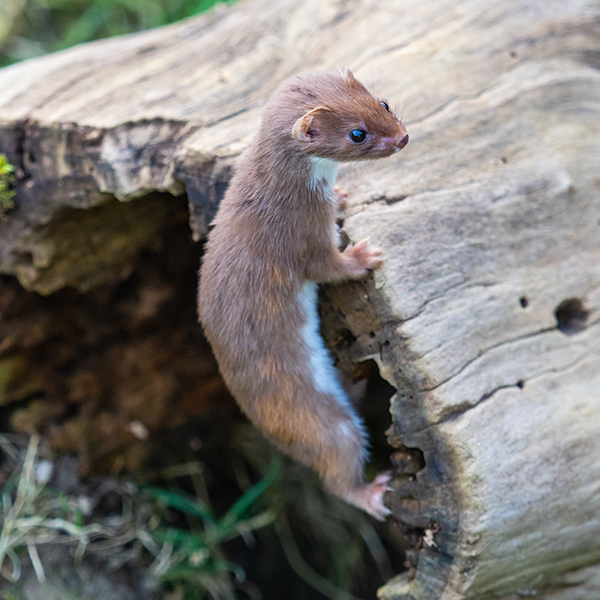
[0,0,599,598]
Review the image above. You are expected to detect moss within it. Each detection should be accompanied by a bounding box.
[0,153,16,218]
[2,589,25,600]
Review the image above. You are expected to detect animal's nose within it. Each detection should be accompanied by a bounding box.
[395,133,409,150]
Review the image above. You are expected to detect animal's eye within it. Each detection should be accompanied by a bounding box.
[381,100,390,112]
[349,129,367,144]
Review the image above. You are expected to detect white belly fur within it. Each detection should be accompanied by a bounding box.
[298,282,364,440]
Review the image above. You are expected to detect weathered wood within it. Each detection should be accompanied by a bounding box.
[0,0,599,598]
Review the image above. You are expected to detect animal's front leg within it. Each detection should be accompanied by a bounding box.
[339,238,384,278]
[306,238,384,283]
[332,185,348,211]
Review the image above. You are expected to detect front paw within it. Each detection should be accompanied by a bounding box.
[341,238,384,277]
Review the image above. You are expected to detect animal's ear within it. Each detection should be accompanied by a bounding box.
[291,106,333,142]
[340,66,357,82]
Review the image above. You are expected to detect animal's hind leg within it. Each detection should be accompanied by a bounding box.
[247,376,390,520]
[309,408,391,521]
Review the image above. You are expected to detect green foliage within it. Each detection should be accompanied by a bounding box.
[1,589,24,600]
[0,0,236,67]
[0,431,397,600]
[143,462,279,600]
[0,154,15,217]
[0,435,112,583]
[0,436,277,599]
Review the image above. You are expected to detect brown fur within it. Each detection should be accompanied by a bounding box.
[198,70,408,519]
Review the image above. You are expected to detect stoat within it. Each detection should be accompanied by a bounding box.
[198,69,408,519]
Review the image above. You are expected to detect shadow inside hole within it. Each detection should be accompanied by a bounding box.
[555,298,589,335]
[353,359,397,471]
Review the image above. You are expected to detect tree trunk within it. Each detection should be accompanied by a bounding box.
[0,0,599,598]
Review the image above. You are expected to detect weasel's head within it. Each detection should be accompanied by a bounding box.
[278,70,408,162]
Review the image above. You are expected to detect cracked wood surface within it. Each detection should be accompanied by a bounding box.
[1,0,600,598]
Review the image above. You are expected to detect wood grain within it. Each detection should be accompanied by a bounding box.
[0,0,599,597]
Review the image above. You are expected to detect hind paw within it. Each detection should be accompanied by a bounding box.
[348,472,392,521]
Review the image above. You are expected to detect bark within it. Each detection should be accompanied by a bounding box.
[0,0,599,598]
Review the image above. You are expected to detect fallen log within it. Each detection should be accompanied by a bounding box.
[0,0,599,598]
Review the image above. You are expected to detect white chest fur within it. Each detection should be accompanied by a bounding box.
[309,157,339,190]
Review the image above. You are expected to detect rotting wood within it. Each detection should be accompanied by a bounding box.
[0,0,599,598]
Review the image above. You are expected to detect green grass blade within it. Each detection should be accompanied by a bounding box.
[218,459,280,533]
[143,486,215,523]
